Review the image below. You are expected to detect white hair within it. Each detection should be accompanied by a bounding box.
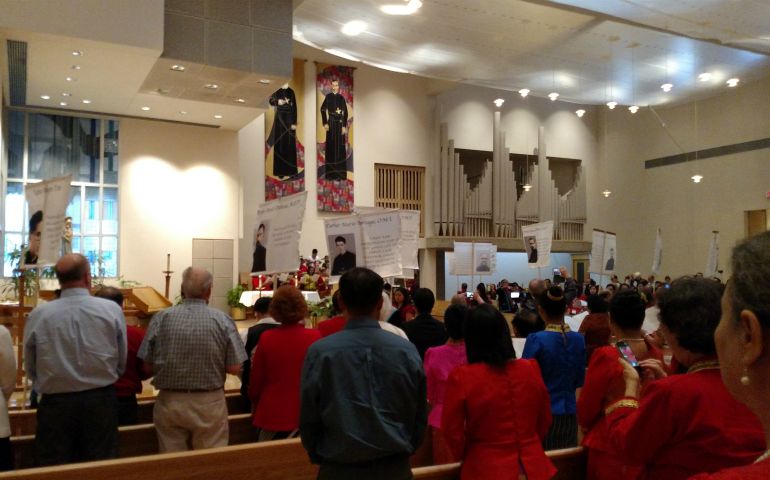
[181,267,213,299]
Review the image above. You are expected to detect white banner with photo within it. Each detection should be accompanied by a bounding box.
[324,216,363,281]
[652,227,663,274]
[251,191,307,275]
[474,242,496,275]
[358,210,403,278]
[355,206,420,272]
[23,175,72,267]
[705,231,719,277]
[521,221,553,269]
[590,229,617,275]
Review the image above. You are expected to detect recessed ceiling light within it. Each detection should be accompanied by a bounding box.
[156,88,171,95]
[40,95,50,100]
[518,88,530,98]
[141,106,151,111]
[214,114,223,119]
[726,78,740,87]
[65,76,75,82]
[59,102,68,106]
[62,92,71,97]
[698,72,712,82]
[71,50,82,56]
[71,65,81,70]
[493,98,504,108]
[179,111,188,115]
[628,105,639,113]
[82,99,91,104]
[259,79,271,84]
[381,0,422,15]
[691,174,703,183]
[234,98,246,104]
[575,109,585,118]
[661,83,673,92]
[204,83,219,90]
[341,20,367,36]
[607,101,617,109]
[170,64,186,72]
[602,190,612,198]
[548,92,559,101]
[523,184,532,192]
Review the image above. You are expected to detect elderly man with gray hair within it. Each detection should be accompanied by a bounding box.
[138,267,246,452]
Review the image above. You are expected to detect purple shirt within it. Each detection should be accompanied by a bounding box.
[424,343,467,428]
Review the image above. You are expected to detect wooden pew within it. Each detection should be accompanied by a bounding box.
[10,413,254,470]
[0,438,586,480]
[10,392,248,436]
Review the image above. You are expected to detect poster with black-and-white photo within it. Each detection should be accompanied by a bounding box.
[474,242,495,274]
[590,229,617,275]
[358,210,402,278]
[324,216,363,280]
[23,175,71,267]
[251,191,307,275]
[521,221,553,269]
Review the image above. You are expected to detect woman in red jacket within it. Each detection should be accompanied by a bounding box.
[690,231,770,479]
[442,304,556,480]
[249,286,321,441]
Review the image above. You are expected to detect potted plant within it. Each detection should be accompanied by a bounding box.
[227,284,247,320]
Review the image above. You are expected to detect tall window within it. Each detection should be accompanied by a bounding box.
[374,163,425,235]
[3,110,119,277]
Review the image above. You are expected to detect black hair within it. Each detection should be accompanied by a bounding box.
[609,290,646,331]
[331,290,341,315]
[465,304,515,367]
[413,288,435,314]
[253,296,271,314]
[538,285,567,318]
[475,282,490,303]
[443,304,467,340]
[29,210,43,233]
[512,308,545,338]
[587,294,608,314]
[393,286,412,307]
[658,276,723,356]
[730,231,770,329]
[339,268,383,316]
[93,286,123,307]
[334,235,346,244]
[312,248,318,254]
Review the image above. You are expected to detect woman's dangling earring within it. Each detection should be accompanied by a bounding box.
[740,368,750,386]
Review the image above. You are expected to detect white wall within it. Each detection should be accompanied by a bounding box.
[120,119,239,301]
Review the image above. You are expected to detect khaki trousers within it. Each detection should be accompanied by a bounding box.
[154,390,228,453]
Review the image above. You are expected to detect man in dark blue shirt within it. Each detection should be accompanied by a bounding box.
[300,268,426,480]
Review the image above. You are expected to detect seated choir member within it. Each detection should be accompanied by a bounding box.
[442,304,555,479]
[605,277,765,479]
[249,286,320,441]
[577,290,663,480]
[522,285,586,450]
[690,231,770,479]
[423,304,468,464]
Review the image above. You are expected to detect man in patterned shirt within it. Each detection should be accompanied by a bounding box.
[138,266,246,452]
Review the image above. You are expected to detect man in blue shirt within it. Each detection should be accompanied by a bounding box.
[24,254,127,466]
[300,267,426,480]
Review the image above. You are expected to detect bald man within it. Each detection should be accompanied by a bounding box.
[24,254,127,466]
[138,267,246,452]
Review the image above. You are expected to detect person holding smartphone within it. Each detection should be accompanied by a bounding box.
[577,290,663,480]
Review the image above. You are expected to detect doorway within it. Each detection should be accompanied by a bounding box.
[746,209,768,238]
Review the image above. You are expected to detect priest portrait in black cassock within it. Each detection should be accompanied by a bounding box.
[267,84,298,178]
[320,79,349,181]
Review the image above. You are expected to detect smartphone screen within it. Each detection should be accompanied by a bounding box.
[510,291,520,299]
[616,341,640,369]
[466,291,473,299]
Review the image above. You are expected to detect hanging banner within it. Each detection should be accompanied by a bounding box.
[705,231,719,277]
[316,63,354,212]
[652,227,663,274]
[521,221,553,269]
[265,58,306,201]
[590,229,617,275]
[23,175,72,267]
[452,241,474,276]
[250,192,308,275]
[324,216,363,280]
[602,232,617,275]
[399,210,420,270]
[359,211,403,278]
[474,242,495,274]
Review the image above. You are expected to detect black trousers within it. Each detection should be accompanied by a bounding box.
[0,437,12,471]
[318,455,412,480]
[543,413,578,451]
[35,385,119,466]
[117,395,139,426]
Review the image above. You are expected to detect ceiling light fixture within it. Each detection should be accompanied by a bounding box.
[71,65,81,70]
[523,184,532,192]
[234,98,246,104]
[65,76,75,82]
[518,88,530,98]
[661,83,673,92]
[698,72,712,82]
[170,64,186,72]
[141,106,151,111]
[323,49,361,62]
[381,0,422,15]
[341,20,367,36]
[726,78,740,87]
[628,105,639,114]
[59,102,68,106]
[40,95,50,100]
[204,83,219,90]
[214,114,223,119]
[691,174,703,183]
[71,50,82,56]
[493,98,505,108]
[548,92,559,101]
[61,92,71,97]
[602,190,612,197]
[258,79,271,84]
[575,109,585,118]
[82,99,91,104]
[606,101,617,109]
[179,111,188,115]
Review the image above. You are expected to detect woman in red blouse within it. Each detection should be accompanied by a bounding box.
[249,286,321,441]
[442,304,556,480]
[605,277,764,480]
[690,231,770,479]
[577,290,662,480]
[390,287,416,328]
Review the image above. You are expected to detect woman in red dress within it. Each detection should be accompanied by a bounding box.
[689,231,770,479]
[442,304,556,480]
[604,277,764,480]
[389,287,416,328]
[578,290,662,480]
